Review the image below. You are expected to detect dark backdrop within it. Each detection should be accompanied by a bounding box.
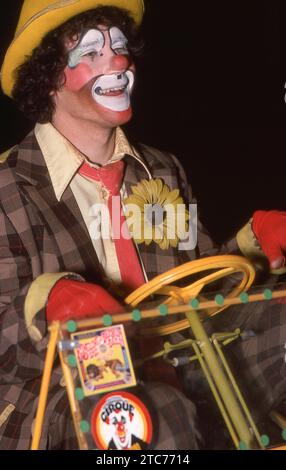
[1,0,286,243]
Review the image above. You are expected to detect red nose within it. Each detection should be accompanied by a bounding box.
[117,422,125,432]
[111,54,130,71]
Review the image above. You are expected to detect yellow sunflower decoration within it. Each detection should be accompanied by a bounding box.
[123,179,190,249]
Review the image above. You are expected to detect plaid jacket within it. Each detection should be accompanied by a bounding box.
[0,130,220,449]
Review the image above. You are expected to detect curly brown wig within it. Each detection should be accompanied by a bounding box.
[12,6,144,123]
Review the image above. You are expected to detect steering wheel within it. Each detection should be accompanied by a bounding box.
[125,255,255,337]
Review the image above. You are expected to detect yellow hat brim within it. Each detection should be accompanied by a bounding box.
[1,0,144,98]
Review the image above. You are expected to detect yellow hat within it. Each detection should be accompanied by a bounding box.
[1,0,144,98]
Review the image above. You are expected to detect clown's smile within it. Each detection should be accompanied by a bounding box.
[92,70,134,112]
[95,85,126,96]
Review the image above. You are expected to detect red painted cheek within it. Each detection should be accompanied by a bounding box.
[64,63,94,91]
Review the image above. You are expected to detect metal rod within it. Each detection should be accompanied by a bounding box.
[58,345,88,450]
[63,289,286,331]
[186,310,257,449]
[213,337,263,448]
[191,341,240,448]
[31,321,60,450]
[269,411,286,430]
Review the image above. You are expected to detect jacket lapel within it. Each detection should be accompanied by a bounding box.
[14,131,104,283]
[123,149,183,281]
[10,131,185,288]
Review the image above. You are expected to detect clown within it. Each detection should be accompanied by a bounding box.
[108,412,134,450]
[92,393,150,450]
[0,0,286,450]
[102,397,143,450]
[0,0,200,450]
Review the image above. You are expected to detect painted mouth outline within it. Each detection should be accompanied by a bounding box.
[93,72,133,97]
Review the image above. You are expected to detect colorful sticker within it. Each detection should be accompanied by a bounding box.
[71,325,136,396]
[91,391,153,450]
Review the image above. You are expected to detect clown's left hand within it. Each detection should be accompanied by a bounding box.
[252,210,286,270]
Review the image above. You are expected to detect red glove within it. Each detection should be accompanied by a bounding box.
[46,279,124,323]
[252,210,286,269]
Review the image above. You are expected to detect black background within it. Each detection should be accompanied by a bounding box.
[1,0,286,243]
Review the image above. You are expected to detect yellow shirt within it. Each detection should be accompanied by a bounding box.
[35,122,150,284]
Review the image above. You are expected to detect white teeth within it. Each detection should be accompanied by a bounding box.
[97,86,126,95]
[107,86,125,92]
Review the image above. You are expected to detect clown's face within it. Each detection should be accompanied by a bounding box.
[110,411,132,449]
[53,26,135,128]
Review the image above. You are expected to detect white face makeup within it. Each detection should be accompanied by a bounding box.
[92,69,134,111]
[66,27,134,113]
[68,29,105,68]
[110,412,131,449]
[109,26,129,55]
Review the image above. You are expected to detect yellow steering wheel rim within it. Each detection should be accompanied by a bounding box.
[125,255,256,337]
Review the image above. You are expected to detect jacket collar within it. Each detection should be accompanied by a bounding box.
[14,127,151,194]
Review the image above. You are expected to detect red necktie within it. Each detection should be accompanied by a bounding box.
[78,160,145,292]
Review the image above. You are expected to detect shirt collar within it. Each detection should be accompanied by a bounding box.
[35,122,150,201]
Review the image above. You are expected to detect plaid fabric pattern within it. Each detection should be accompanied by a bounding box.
[1,130,285,449]
[0,130,207,450]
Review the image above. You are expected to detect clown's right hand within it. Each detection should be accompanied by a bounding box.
[46,279,124,323]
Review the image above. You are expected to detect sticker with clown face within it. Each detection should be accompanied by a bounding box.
[91,391,153,450]
[66,26,134,113]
